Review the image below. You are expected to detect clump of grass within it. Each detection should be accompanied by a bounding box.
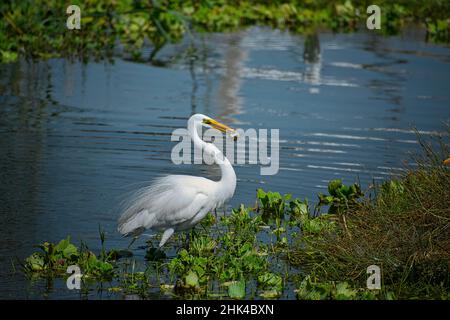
[289,130,450,299]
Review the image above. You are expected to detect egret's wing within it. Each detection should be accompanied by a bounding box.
[117,176,212,235]
[158,190,209,226]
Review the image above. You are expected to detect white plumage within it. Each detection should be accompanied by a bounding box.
[117,114,237,247]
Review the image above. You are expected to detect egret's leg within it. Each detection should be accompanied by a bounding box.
[127,235,139,249]
[159,228,174,247]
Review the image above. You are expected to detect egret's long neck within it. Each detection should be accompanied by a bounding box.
[188,119,236,198]
[188,118,208,152]
[214,147,236,192]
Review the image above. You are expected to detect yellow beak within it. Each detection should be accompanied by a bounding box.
[203,118,238,140]
[444,158,450,166]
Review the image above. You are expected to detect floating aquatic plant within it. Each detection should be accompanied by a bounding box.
[23,236,115,282]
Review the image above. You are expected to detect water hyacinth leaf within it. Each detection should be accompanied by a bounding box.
[190,236,216,256]
[257,188,268,207]
[290,199,308,216]
[98,261,113,273]
[328,179,343,196]
[334,282,357,300]
[55,237,71,252]
[0,50,18,63]
[257,272,283,290]
[228,280,246,299]
[192,265,206,280]
[259,289,281,299]
[160,284,174,292]
[62,244,78,259]
[25,253,45,271]
[185,270,199,288]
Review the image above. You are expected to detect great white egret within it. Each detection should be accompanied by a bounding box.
[117,114,238,247]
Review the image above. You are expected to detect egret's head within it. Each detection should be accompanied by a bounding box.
[198,115,239,141]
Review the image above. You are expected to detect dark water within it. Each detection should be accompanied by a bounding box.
[0,27,449,299]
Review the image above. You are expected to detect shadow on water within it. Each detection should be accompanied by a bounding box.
[0,27,449,298]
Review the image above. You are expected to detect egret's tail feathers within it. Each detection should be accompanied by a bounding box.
[118,209,150,236]
[117,176,173,236]
[119,226,145,238]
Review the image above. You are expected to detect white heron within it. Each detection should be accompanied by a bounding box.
[117,113,238,247]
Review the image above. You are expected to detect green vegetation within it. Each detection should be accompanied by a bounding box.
[21,131,449,299]
[1,0,449,63]
[289,134,450,299]
[169,206,269,297]
[317,179,363,215]
[23,235,115,282]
